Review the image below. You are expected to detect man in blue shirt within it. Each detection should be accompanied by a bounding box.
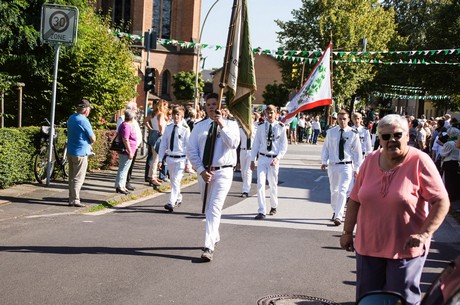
[67,99,96,207]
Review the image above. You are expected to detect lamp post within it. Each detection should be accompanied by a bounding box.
[194,0,221,109]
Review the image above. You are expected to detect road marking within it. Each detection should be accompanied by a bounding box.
[314,175,327,182]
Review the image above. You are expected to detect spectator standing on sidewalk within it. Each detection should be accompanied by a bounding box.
[158,106,191,212]
[116,102,142,191]
[321,109,362,226]
[114,109,137,195]
[297,114,306,143]
[186,93,240,262]
[250,105,288,220]
[311,115,321,144]
[67,99,96,207]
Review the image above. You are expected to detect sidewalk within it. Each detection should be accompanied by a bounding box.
[0,162,194,222]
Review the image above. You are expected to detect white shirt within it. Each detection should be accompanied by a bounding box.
[158,120,190,161]
[312,120,321,131]
[321,125,363,171]
[251,120,288,160]
[239,123,257,150]
[353,125,372,156]
[186,118,240,174]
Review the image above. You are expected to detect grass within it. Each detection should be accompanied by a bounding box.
[86,173,198,213]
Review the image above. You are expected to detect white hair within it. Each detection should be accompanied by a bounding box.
[378,114,409,133]
[126,101,137,110]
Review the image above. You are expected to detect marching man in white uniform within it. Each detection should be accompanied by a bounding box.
[158,106,191,212]
[250,105,288,220]
[186,93,240,262]
[321,109,362,226]
[239,116,257,198]
[352,112,372,157]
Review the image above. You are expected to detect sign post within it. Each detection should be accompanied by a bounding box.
[40,4,79,186]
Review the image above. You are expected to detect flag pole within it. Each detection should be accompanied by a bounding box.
[327,32,334,125]
[202,0,240,214]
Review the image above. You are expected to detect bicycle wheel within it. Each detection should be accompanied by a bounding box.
[34,146,55,184]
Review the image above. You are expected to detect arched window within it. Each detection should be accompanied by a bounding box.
[153,0,172,39]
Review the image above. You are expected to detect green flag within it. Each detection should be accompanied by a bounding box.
[227,0,256,137]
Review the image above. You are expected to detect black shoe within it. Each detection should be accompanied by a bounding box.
[125,183,135,191]
[269,208,277,215]
[164,204,174,212]
[254,213,266,220]
[241,192,248,198]
[333,218,342,226]
[330,213,335,221]
[116,188,129,195]
[201,248,213,262]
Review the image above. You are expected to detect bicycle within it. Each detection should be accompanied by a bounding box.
[34,119,69,184]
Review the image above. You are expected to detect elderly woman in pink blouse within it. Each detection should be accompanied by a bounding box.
[340,114,450,305]
[115,109,137,194]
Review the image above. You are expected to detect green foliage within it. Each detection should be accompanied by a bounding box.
[172,71,204,101]
[0,127,119,188]
[262,82,290,108]
[0,0,139,127]
[0,128,35,188]
[276,0,400,110]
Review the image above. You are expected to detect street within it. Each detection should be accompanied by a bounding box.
[0,143,459,305]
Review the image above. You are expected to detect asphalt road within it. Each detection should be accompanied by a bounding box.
[0,143,459,305]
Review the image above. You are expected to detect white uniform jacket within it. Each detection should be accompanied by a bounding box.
[321,125,363,172]
[186,118,240,175]
[251,121,288,161]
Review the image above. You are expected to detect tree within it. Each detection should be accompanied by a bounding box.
[262,82,290,108]
[276,0,401,110]
[0,0,139,127]
[172,71,204,102]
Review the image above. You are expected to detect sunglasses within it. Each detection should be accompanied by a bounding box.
[381,132,403,141]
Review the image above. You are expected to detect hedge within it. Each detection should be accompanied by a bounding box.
[0,127,117,189]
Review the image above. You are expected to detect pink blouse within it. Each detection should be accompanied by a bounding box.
[350,147,448,259]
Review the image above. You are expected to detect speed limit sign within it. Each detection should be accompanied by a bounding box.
[40,4,79,45]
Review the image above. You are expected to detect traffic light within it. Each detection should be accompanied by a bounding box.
[144,66,156,93]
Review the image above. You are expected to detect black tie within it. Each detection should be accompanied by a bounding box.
[170,125,177,152]
[339,129,345,161]
[267,124,273,151]
[246,136,251,150]
[202,122,216,167]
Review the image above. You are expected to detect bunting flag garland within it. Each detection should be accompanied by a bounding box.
[110,30,460,67]
[110,30,460,59]
[372,92,450,100]
[382,84,425,94]
[281,43,332,123]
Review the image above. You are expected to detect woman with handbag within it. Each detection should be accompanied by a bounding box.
[144,99,168,187]
[115,109,137,194]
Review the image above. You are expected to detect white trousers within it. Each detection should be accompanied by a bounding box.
[198,167,233,251]
[166,157,186,206]
[239,149,253,193]
[327,163,353,220]
[256,155,279,215]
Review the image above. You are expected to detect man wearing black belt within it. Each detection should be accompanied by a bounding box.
[158,106,191,212]
[239,117,257,198]
[186,93,240,262]
[250,105,288,220]
[321,109,362,226]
